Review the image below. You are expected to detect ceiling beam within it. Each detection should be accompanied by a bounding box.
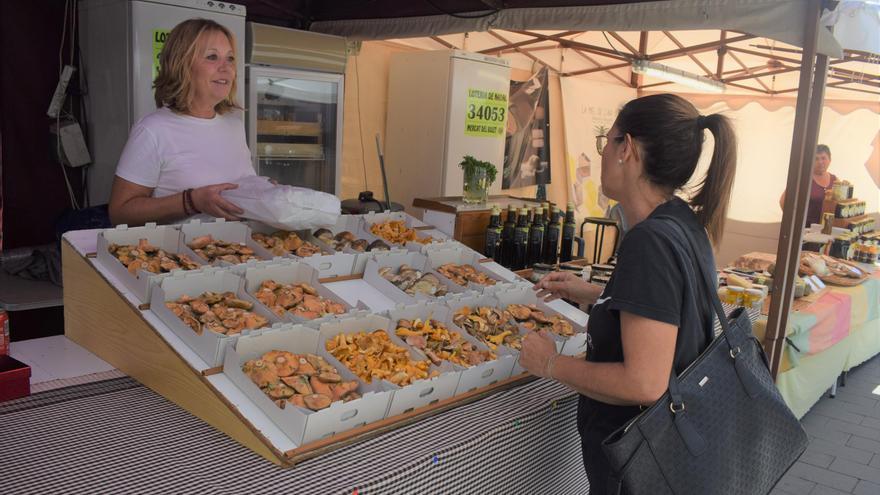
[648,34,754,62]
[607,31,639,55]
[570,48,630,85]
[631,31,648,88]
[829,74,880,88]
[430,36,457,49]
[561,61,631,77]
[487,30,556,72]
[478,30,580,54]
[727,46,801,65]
[828,66,880,82]
[639,79,769,94]
[662,30,715,77]
[727,50,772,92]
[509,30,631,62]
[716,30,726,80]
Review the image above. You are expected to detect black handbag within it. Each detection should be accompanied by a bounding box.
[600,216,808,495]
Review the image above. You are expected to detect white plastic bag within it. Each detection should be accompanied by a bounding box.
[220,176,340,230]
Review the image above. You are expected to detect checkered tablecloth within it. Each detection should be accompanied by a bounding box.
[0,305,759,495]
[0,377,588,495]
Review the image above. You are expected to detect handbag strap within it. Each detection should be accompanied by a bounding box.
[650,215,764,457]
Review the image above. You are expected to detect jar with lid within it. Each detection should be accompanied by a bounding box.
[724,286,745,306]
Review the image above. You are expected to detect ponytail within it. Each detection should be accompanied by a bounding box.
[615,94,737,246]
[691,114,737,244]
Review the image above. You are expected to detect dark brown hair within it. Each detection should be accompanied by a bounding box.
[616,93,737,244]
[153,18,239,115]
[816,144,831,157]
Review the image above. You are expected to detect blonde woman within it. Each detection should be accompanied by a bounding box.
[109,18,254,226]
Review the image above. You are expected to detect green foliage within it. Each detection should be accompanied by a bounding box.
[459,155,498,186]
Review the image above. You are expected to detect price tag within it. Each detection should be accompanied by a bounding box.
[465,88,508,137]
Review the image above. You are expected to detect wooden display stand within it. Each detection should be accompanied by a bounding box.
[61,239,534,466]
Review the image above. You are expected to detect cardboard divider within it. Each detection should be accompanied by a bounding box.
[179,218,274,264]
[423,244,519,292]
[442,292,528,375]
[96,223,205,303]
[362,251,464,305]
[224,324,392,446]
[150,266,281,367]
[387,301,516,395]
[233,258,362,326]
[300,252,358,278]
[317,312,462,417]
[491,285,589,356]
[247,221,336,260]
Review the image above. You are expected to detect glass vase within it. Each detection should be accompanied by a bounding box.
[462,168,489,204]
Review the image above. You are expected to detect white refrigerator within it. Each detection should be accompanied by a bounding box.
[79,0,246,205]
[385,50,511,217]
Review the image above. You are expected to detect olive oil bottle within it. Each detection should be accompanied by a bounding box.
[484,206,502,261]
[559,203,576,262]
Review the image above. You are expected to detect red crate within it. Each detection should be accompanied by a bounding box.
[0,355,31,402]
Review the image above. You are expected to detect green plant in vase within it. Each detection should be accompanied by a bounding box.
[460,155,497,204]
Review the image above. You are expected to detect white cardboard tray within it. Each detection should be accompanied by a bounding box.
[387,300,515,395]
[150,266,281,367]
[234,258,361,325]
[317,312,462,417]
[362,251,464,306]
[96,223,205,303]
[491,284,589,356]
[224,324,393,446]
[180,218,274,264]
[442,292,529,375]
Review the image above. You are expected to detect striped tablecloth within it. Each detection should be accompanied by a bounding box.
[0,377,588,495]
[0,306,758,495]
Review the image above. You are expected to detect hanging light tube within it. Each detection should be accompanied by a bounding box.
[632,59,726,93]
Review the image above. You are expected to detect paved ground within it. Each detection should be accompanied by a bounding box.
[772,355,880,495]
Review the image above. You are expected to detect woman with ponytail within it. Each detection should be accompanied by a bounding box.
[520,93,736,493]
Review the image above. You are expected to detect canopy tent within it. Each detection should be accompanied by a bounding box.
[242,0,848,376]
[308,0,844,58]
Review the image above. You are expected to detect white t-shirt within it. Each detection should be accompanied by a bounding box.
[115,107,255,198]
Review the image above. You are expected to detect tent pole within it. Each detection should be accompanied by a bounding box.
[764,0,826,378]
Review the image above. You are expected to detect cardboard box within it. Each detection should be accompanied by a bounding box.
[224,324,392,445]
[362,251,464,305]
[387,301,515,394]
[491,285,589,356]
[0,355,31,402]
[234,259,361,326]
[96,223,204,303]
[442,292,528,375]
[151,266,281,367]
[180,218,274,264]
[317,312,461,417]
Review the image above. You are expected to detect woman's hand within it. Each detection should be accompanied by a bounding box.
[519,330,559,378]
[532,271,599,305]
[190,183,244,220]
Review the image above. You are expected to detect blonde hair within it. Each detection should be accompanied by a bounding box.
[153,18,239,115]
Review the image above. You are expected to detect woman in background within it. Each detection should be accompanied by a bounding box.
[109,18,254,226]
[779,144,836,227]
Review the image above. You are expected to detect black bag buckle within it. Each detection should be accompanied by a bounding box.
[669,401,686,414]
[729,346,741,359]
